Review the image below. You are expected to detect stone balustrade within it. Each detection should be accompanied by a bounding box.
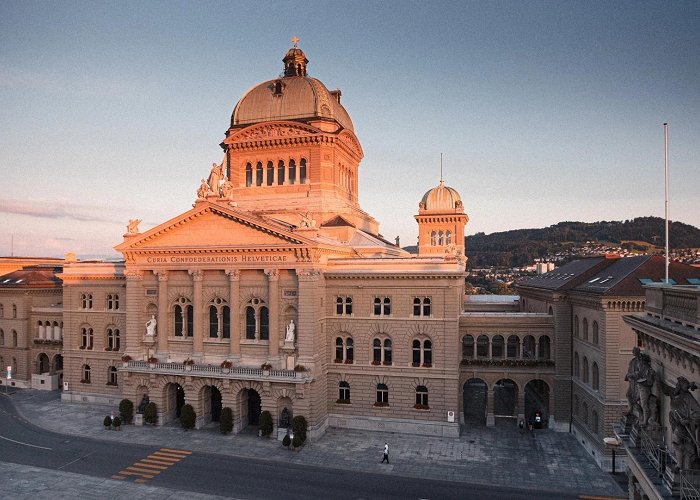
[122,360,304,382]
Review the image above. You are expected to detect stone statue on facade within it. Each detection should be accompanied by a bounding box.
[197,179,210,199]
[280,407,291,428]
[127,219,141,234]
[208,162,224,196]
[624,347,656,427]
[137,395,150,414]
[659,376,700,471]
[285,319,296,342]
[221,179,234,199]
[145,315,157,336]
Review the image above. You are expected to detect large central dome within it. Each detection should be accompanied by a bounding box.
[231,46,354,132]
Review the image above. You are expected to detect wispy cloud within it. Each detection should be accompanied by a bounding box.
[0,198,121,224]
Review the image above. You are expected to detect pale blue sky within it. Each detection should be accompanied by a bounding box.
[1,1,698,258]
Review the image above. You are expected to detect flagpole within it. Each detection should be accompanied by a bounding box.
[664,122,669,284]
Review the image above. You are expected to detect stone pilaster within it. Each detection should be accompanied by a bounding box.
[225,269,240,357]
[155,270,169,355]
[265,269,280,360]
[189,269,204,355]
[125,269,144,358]
[296,269,322,363]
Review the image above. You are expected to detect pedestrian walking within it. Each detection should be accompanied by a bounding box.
[381,442,389,463]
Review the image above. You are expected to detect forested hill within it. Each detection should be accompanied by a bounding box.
[402,217,700,268]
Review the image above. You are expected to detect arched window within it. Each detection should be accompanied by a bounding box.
[430,231,437,246]
[245,162,252,187]
[462,335,474,358]
[438,230,444,245]
[413,297,431,316]
[0,304,3,317]
[583,356,589,384]
[376,383,389,405]
[373,338,381,364]
[300,158,307,184]
[288,159,296,185]
[574,395,580,415]
[423,340,432,366]
[522,335,535,359]
[335,336,353,363]
[335,296,352,315]
[255,161,263,186]
[107,328,120,351]
[583,318,589,341]
[208,297,230,339]
[574,352,580,377]
[266,161,275,186]
[82,364,91,383]
[0,329,3,345]
[108,366,118,386]
[81,327,93,349]
[373,297,391,316]
[592,362,599,390]
[80,294,92,309]
[274,80,282,95]
[335,337,344,362]
[415,385,429,408]
[412,339,421,366]
[574,315,579,338]
[492,335,504,358]
[538,336,551,360]
[12,330,18,347]
[245,298,269,341]
[446,230,452,245]
[383,339,392,364]
[277,160,285,185]
[507,335,519,358]
[592,321,599,344]
[411,339,433,366]
[106,294,119,310]
[476,335,489,358]
[592,410,599,434]
[582,402,589,425]
[174,297,193,337]
[12,304,17,317]
[346,337,354,362]
[338,381,350,403]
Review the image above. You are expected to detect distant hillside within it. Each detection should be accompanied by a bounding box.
[466,217,700,268]
[403,217,700,268]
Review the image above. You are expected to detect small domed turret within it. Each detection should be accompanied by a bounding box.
[415,179,469,257]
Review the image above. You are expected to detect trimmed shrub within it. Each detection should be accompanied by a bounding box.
[220,407,233,435]
[259,410,273,437]
[292,415,308,443]
[144,402,158,425]
[103,415,112,428]
[113,416,121,428]
[291,434,303,448]
[282,434,291,447]
[119,399,134,424]
[181,404,196,430]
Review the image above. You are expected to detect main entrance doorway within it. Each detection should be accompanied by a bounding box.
[165,383,186,421]
[247,389,261,426]
[463,378,487,426]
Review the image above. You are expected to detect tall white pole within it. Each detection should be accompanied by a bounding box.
[664,122,669,284]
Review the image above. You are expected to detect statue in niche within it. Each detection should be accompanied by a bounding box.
[624,347,656,426]
[280,407,291,428]
[127,219,141,234]
[285,319,296,342]
[299,212,315,228]
[659,376,700,471]
[145,314,157,336]
[137,395,150,414]
[197,179,210,199]
[208,162,224,195]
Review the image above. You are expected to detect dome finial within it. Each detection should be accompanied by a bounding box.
[292,36,300,48]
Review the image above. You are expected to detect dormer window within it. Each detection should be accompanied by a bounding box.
[274,80,283,95]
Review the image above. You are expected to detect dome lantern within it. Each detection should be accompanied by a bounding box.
[283,37,308,77]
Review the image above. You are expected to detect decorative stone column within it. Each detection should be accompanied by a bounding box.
[265,269,280,360]
[225,269,240,358]
[155,270,169,355]
[189,270,204,356]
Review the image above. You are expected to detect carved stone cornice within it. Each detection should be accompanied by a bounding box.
[125,270,144,281]
[297,269,322,281]
[225,269,241,281]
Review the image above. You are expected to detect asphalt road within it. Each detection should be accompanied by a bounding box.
[0,394,583,499]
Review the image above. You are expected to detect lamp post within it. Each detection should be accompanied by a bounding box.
[604,437,621,475]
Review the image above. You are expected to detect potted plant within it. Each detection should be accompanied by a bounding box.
[293,364,306,372]
[259,410,273,437]
[282,433,291,448]
[292,415,307,444]
[103,415,112,430]
[180,404,196,430]
[113,416,121,430]
[144,402,158,425]
[291,434,303,449]
[119,398,134,424]
[219,407,233,435]
[220,360,232,373]
[121,354,132,367]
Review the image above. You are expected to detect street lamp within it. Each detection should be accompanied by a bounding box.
[604,437,621,474]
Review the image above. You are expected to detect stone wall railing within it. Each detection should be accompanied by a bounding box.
[680,470,700,500]
[646,286,700,327]
[123,361,301,381]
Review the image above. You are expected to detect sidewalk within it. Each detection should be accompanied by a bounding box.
[7,390,625,497]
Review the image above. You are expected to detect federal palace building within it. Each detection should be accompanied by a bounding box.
[2,43,699,470]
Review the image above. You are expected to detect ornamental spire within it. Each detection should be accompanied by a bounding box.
[283,38,308,77]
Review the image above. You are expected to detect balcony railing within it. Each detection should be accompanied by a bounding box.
[638,426,666,476]
[460,358,554,367]
[122,360,303,381]
[680,470,700,500]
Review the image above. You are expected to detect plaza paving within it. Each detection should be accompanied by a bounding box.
[3,389,625,498]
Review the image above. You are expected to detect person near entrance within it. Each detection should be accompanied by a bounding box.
[381,442,389,463]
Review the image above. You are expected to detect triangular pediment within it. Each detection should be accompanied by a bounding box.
[116,203,310,253]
